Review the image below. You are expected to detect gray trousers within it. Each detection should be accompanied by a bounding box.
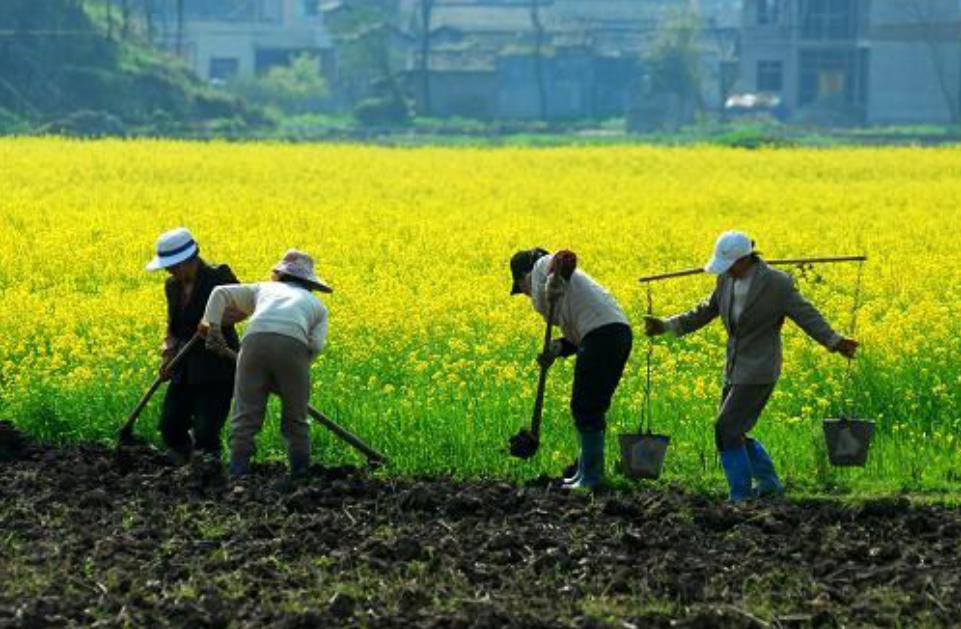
[715,384,776,451]
[231,332,311,466]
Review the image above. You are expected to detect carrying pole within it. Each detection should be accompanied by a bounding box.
[639,255,868,283]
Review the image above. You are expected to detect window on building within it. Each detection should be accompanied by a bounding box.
[302,0,320,17]
[209,57,240,81]
[757,60,783,92]
[801,0,856,40]
[757,0,781,25]
[799,49,866,106]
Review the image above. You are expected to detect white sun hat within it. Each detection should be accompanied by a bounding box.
[705,230,755,275]
[273,249,333,293]
[146,227,199,271]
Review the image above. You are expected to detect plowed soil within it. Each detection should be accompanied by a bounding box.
[1,424,959,628]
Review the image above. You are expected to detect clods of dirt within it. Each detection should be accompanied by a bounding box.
[0,421,25,462]
[1,440,960,627]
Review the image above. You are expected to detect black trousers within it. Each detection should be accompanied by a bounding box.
[715,384,776,451]
[571,323,633,433]
[160,381,233,456]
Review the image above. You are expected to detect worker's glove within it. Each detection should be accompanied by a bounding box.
[549,250,577,281]
[644,316,667,337]
[205,323,228,355]
[835,337,859,359]
[536,340,564,369]
[546,272,566,303]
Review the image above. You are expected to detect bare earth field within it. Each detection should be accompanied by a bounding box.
[1,423,959,628]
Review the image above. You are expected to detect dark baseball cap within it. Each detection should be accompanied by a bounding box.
[509,247,549,295]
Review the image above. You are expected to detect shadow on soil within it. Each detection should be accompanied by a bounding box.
[1,421,959,627]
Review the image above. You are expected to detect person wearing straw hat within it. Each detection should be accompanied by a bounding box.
[510,247,632,491]
[146,227,241,464]
[201,249,332,479]
[645,231,858,503]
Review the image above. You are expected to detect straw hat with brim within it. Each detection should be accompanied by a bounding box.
[146,227,199,271]
[273,249,333,293]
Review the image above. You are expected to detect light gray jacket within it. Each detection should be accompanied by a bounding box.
[666,261,842,385]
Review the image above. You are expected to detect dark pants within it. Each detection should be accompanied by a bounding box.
[571,323,633,433]
[160,381,233,457]
[715,384,776,451]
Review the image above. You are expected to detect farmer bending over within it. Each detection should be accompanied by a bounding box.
[645,231,858,503]
[201,250,331,479]
[147,227,240,464]
[510,248,632,490]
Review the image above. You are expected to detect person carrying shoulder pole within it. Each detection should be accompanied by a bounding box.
[645,231,858,503]
[510,248,632,490]
[146,227,240,464]
[201,249,332,480]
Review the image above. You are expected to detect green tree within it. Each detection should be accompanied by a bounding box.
[230,53,330,115]
[644,6,704,117]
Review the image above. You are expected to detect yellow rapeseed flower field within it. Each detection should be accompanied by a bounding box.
[1,138,960,490]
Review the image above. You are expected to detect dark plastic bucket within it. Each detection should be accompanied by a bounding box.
[823,418,875,467]
[619,433,670,480]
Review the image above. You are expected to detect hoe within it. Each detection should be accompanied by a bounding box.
[119,334,387,467]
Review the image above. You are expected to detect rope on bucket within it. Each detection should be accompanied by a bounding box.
[842,259,865,420]
[643,282,654,434]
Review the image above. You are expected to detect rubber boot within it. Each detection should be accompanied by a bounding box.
[289,451,310,478]
[719,445,753,503]
[229,452,250,480]
[567,430,604,491]
[745,439,784,497]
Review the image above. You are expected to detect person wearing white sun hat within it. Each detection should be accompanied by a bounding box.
[147,227,241,464]
[645,231,858,503]
[201,249,332,479]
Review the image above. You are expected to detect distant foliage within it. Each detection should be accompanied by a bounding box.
[229,54,331,116]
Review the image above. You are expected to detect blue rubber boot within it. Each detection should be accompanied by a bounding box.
[746,439,784,497]
[567,430,604,491]
[719,445,754,503]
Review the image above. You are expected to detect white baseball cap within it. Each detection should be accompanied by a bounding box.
[146,227,199,271]
[705,231,754,275]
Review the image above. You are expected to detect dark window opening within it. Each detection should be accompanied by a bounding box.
[757,60,783,92]
[799,48,866,107]
[801,0,856,40]
[757,0,781,25]
[209,57,239,81]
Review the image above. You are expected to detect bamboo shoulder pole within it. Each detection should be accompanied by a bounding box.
[639,255,867,283]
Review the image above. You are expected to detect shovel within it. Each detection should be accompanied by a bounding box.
[509,298,557,459]
[216,346,387,467]
[118,334,201,446]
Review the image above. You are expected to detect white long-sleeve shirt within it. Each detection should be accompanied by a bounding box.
[530,254,629,346]
[204,281,328,360]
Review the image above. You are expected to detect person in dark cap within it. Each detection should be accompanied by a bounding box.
[146,227,240,464]
[510,247,632,490]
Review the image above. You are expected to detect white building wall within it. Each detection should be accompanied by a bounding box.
[867,41,961,124]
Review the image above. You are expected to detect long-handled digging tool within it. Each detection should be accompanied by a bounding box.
[118,334,201,446]
[216,346,387,467]
[509,298,557,459]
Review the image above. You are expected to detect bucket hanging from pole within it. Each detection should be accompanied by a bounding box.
[823,259,875,467]
[620,283,670,480]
